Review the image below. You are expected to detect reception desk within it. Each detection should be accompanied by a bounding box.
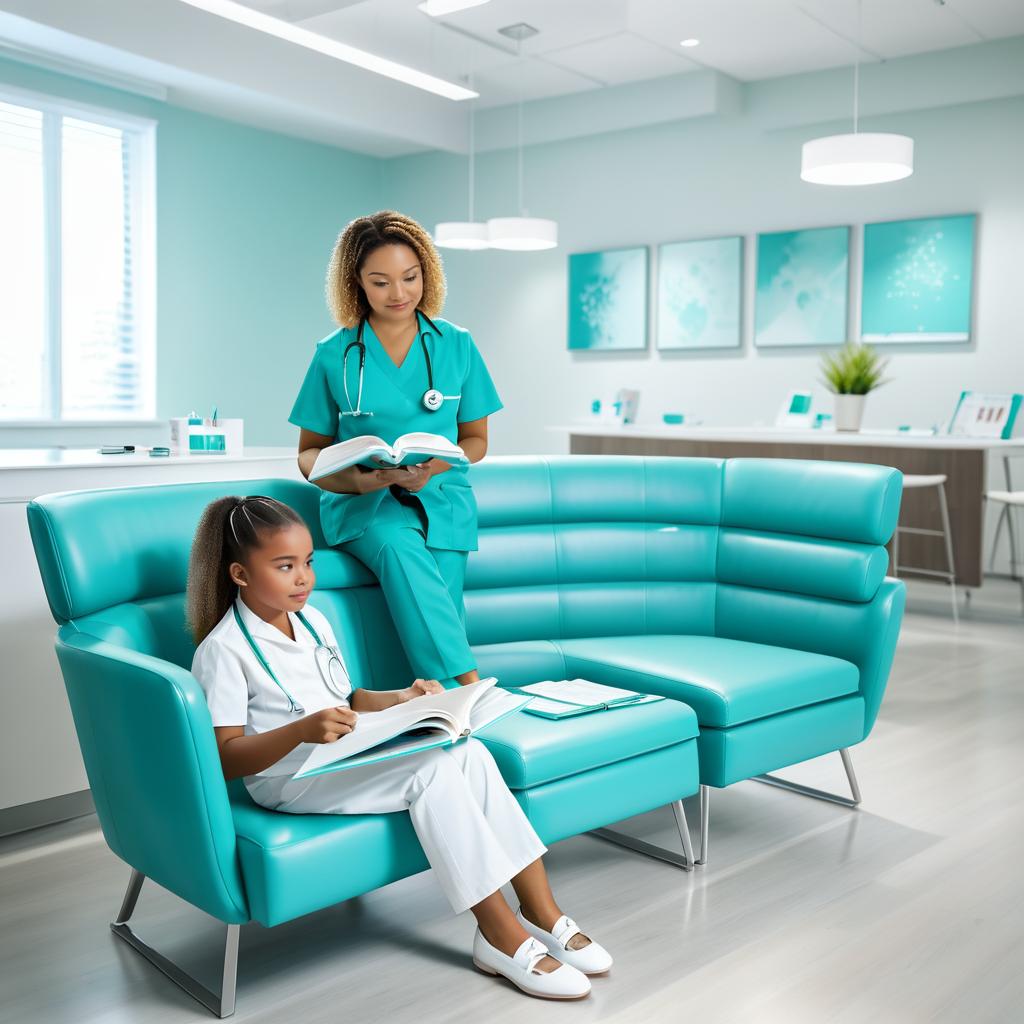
[556,424,1024,589]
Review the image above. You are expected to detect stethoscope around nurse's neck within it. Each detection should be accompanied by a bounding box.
[232,601,348,715]
[341,309,460,417]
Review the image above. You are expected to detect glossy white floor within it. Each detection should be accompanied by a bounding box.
[2,578,1022,1024]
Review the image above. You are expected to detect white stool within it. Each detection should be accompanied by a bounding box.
[986,489,1024,610]
[893,474,958,623]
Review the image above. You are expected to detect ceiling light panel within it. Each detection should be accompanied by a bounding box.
[177,0,477,99]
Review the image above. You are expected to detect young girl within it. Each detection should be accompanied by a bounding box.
[186,494,612,1000]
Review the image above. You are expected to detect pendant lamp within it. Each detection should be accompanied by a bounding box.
[487,34,558,251]
[435,75,489,249]
[801,0,913,186]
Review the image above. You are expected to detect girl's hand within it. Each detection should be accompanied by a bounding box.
[295,706,358,743]
[399,678,445,703]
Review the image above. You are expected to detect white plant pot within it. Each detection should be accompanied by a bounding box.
[833,393,866,432]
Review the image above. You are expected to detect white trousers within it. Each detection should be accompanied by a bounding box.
[247,738,548,915]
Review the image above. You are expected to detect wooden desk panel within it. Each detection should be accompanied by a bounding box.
[569,434,985,587]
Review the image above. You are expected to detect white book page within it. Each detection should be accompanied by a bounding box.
[394,432,469,461]
[310,436,394,480]
[520,679,643,706]
[467,685,532,732]
[295,678,498,777]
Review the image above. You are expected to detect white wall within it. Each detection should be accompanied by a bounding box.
[380,57,1024,464]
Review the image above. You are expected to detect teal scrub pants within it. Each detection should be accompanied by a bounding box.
[340,488,477,682]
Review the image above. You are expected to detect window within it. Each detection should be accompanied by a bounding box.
[0,87,155,423]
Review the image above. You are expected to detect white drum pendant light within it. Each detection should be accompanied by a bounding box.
[487,28,558,251]
[486,217,558,250]
[434,222,489,249]
[801,0,913,186]
[801,132,913,186]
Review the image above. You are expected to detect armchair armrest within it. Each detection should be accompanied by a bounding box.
[56,626,249,924]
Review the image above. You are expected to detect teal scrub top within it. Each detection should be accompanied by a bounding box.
[288,313,503,551]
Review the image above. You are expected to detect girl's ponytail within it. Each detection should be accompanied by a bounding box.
[186,495,304,645]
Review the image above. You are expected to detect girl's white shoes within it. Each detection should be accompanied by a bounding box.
[472,928,591,1000]
[515,907,614,975]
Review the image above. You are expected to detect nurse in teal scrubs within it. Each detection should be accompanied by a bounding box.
[290,211,501,686]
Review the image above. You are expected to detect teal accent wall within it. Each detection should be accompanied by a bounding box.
[0,55,379,448]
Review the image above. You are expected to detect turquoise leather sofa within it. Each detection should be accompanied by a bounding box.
[27,454,903,1017]
[465,457,904,863]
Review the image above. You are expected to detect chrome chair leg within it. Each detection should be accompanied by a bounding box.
[110,870,240,1018]
[988,502,1007,573]
[589,798,697,871]
[753,748,862,809]
[1007,504,1024,611]
[697,785,710,866]
[936,483,959,625]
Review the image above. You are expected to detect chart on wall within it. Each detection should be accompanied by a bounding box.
[861,214,976,343]
[754,226,849,347]
[657,236,742,350]
[568,247,648,350]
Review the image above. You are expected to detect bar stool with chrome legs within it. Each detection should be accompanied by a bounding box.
[986,488,1024,611]
[892,473,958,623]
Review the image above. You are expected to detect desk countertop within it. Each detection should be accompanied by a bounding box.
[553,424,1024,452]
[0,446,297,472]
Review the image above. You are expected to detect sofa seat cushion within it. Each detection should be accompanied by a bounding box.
[557,635,859,728]
[230,790,428,927]
[476,699,698,790]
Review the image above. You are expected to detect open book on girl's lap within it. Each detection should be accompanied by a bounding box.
[295,677,529,779]
[309,432,469,481]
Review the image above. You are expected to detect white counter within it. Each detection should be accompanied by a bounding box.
[551,423,1024,452]
[2,446,305,831]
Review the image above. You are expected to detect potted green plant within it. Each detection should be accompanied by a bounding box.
[820,341,890,431]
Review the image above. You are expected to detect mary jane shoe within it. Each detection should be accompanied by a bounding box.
[515,908,613,975]
[472,928,591,1000]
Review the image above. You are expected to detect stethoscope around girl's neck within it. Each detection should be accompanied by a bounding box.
[341,308,459,417]
[232,600,348,715]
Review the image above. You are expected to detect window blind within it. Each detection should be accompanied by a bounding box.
[0,92,154,422]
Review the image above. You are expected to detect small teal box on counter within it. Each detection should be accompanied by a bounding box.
[169,416,244,455]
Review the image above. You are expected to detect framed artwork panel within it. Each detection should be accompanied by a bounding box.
[657,236,742,350]
[755,225,849,347]
[568,246,648,351]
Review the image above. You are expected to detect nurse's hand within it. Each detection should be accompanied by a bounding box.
[295,706,358,743]
[396,461,434,493]
[399,678,445,702]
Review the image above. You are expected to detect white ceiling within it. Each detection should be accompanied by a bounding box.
[1,0,1023,156]
[245,0,1024,106]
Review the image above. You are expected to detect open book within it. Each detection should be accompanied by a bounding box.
[309,432,469,481]
[510,678,664,720]
[295,677,529,779]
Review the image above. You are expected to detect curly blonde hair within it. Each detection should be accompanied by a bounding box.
[326,210,446,327]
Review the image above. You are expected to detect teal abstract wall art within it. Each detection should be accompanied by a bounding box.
[568,247,648,350]
[861,214,976,342]
[657,236,742,350]
[755,226,849,347]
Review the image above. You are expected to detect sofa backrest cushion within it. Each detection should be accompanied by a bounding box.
[465,456,724,644]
